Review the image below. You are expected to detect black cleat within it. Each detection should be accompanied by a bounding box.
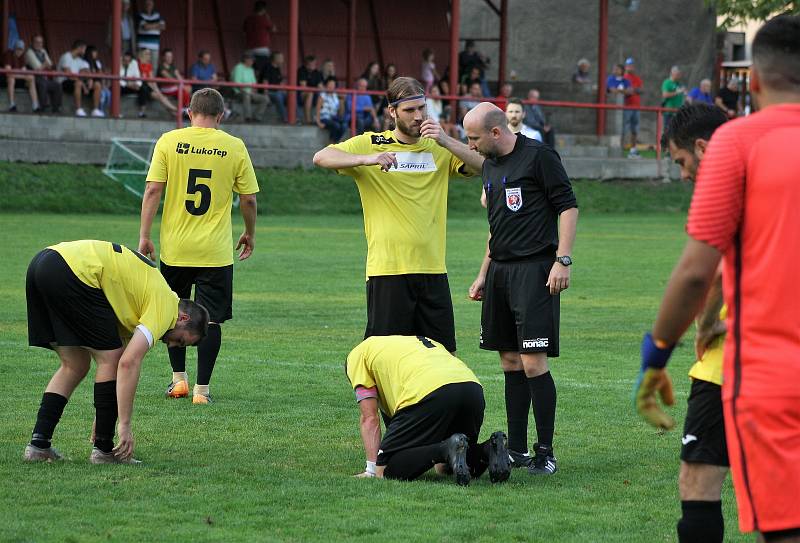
[508,449,533,469]
[487,431,511,483]
[442,433,470,486]
[528,443,558,475]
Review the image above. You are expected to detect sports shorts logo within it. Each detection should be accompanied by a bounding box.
[392,152,437,172]
[505,187,523,211]
[176,142,190,154]
[522,338,549,349]
[681,434,698,446]
[371,134,396,145]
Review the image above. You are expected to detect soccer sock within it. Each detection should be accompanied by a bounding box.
[528,371,557,447]
[172,371,189,384]
[31,392,68,449]
[93,381,117,453]
[504,370,531,452]
[383,443,444,481]
[677,501,723,543]
[196,323,221,386]
[168,346,187,373]
[193,384,209,396]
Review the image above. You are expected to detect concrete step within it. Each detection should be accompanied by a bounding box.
[556,145,609,158]
[562,157,678,180]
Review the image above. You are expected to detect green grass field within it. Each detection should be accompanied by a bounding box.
[0,206,745,542]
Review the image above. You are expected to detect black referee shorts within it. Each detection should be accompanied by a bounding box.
[364,273,456,352]
[480,257,560,356]
[160,262,233,323]
[680,379,729,466]
[26,249,123,351]
[376,382,485,466]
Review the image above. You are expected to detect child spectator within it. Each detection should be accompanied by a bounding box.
[421,49,438,94]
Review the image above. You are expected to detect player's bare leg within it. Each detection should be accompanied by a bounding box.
[677,462,727,542]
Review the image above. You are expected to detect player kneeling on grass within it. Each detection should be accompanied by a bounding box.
[24,240,209,464]
[346,335,511,486]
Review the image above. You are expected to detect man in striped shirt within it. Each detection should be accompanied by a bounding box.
[137,0,165,65]
[635,15,800,540]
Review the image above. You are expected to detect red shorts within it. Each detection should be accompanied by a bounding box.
[724,396,800,533]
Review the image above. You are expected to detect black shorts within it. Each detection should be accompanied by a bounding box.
[376,382,485,466]
[480,257,560,356]
[26,249,122,351]
[364,274,456,352]
[160,262,233,323]
[680,379,729,466]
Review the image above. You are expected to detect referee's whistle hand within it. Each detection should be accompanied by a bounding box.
[546,264,570,295]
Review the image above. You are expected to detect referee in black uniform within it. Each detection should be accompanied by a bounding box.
[465,102,578,475]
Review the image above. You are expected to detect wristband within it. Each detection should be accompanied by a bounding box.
[365,460,376,476]
[640,332,676,370]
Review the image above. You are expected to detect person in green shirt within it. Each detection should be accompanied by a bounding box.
[661,65,686,127]
[231,52,267,122]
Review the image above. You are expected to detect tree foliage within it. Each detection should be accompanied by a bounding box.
[710,0,799,28]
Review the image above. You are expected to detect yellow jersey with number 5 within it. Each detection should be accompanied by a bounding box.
[147,127,259,267]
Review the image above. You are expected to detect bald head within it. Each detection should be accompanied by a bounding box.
[464,102,509,133]
[463,102,516,159]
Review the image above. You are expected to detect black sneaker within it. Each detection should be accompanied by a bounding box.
[508,449,533,468]
[442,433,470,486]
[487,431,511,483]
[8,104,17,112]
[528,443,557,475]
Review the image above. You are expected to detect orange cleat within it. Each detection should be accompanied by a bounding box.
[165,379,189,399]
[192,392,213,405]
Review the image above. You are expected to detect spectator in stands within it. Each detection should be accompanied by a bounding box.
[57,40,104,117]
[606,63,630,97]
[687,78,713,105]
[524,88,555,148]
[137,47,177,116]
[421,49,439,94]
[623,57,644,158]
[426,82,459,139]
[158,49,191,109]
[25,35,62,113]
[137,0,165,65]
[458,39,490,96]
[244,1,276,80]
[298,55,323,124]
[495,82,513,110]
[189,50,219,93]
[119,50,147,118]
[458,81,484,121]
[321,59,336,81]
[345,77,379,134]
[661,65,685,126]
[315,76,345,142]
[231,52,267,122]
[108,0,136,57]
[383,63,398,89]
[362,61,384,110]
[715,77,741,119]
[506,98,542,141]
[85,46,111,115]
[263,51,287,123]
[572,58,591,84]
[4,39,40,113]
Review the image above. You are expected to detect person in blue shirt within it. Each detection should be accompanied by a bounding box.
[190,50,218,93]
[606,63,630,96]
[344,77,379,134]
[687,79,714,105]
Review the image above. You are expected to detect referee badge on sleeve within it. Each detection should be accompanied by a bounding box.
[505,187,523,212]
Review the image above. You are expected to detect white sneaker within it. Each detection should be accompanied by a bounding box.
[89,447,141,465]
[75,108,87,117]
[91,108,105,118]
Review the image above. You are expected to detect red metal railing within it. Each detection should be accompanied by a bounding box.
[1,67,675,175]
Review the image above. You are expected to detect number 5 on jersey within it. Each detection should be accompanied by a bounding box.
[186,169,212,216]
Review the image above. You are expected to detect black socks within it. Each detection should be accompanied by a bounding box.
[31,392,68,449]
[93,381,118,453]
[503,370,530,452]
[677,500,723,543]
[528,371,557,447]
[197,323,222,386]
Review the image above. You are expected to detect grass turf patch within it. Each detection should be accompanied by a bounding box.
[0,212,745,542]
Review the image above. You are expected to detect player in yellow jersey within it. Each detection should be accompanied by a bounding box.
[313,77,484,353]
[636,104,729,543]
[24,240,209,464]
[139,88,259,404]
[346,335,510,485]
